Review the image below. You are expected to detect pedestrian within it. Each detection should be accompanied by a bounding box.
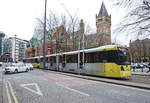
[146,62,150,73]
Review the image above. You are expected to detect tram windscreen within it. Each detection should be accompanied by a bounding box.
[117,48,130,65]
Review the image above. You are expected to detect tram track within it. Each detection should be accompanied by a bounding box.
[40,69,150,90]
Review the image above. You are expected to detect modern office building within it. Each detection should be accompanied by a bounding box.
[3,37,28,62]
[0,32,5,56]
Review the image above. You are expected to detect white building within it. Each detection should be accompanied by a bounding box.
[3,37,28,62]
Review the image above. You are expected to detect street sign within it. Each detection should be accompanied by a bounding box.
[6,53,10,57]
[47,46,51,50]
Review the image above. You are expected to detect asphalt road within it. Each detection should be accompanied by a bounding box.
[0,69,150,103]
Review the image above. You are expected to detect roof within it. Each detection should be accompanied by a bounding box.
[98,2,109,16]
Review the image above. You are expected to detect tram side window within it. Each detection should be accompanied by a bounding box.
[88,53,95,63]
[66,55,77,63]
[107,51,118,63]
[66,55,71,63]
[73,55,78,63]
[86,52,99,63]
[40,58,44,62]
[81,51,118,63]
[85,53,90,63]
[46,57,48,62]
[95,52,100,62]
[99,51,118,63]
[99,51,107,62]
[35,59,39,63]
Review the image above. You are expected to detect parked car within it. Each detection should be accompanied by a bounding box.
[142,62,149,68]
[131,63,143,69]
[138,63,144,68]
[0,62,3,66]
[4,63,29,74]
[25,63,33,70]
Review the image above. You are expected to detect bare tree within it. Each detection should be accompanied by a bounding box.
[32,10,81,53]
[111,0,150,38]
[67,14,80,50]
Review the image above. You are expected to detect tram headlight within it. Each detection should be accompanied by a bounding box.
[121,66,124,71]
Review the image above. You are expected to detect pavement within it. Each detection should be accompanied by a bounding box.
[41,69,150,91]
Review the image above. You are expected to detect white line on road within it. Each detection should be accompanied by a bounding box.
[20,83,43,96]
[56,82,90,97]
[62,77,74,80]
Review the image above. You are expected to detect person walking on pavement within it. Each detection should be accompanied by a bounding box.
[146,62,150,73]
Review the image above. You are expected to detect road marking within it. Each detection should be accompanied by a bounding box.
[20,83,43,96]
[56,82,90,97]
[4,80,19,103]
[62,77,73,80]
[5,80,12,103]
[7,81,19,103]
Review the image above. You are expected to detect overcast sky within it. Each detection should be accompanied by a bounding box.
[0,0,127,44]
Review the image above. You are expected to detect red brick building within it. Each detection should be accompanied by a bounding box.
[34,25,73,56]
[25,48,34,58]
[130,38,150,62]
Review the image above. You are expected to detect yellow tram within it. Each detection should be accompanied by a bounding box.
[24,45,131,78]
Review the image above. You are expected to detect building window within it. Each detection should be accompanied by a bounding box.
[105,18,109,22]
[98,18,103,22]
[59,32,64,42]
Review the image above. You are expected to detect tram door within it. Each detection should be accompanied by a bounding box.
[62,54,66,69]
[79,52,84,69]
[59,55,62,71]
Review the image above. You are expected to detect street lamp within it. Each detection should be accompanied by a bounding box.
[14,35,17,63]
[56,40,59,71]
[43,0,47,69]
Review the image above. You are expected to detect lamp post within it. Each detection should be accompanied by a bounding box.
[43,0,47,69]
[56,40,59,71]
[14,35,17,63]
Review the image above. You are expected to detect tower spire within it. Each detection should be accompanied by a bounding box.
[98,2,109,16]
